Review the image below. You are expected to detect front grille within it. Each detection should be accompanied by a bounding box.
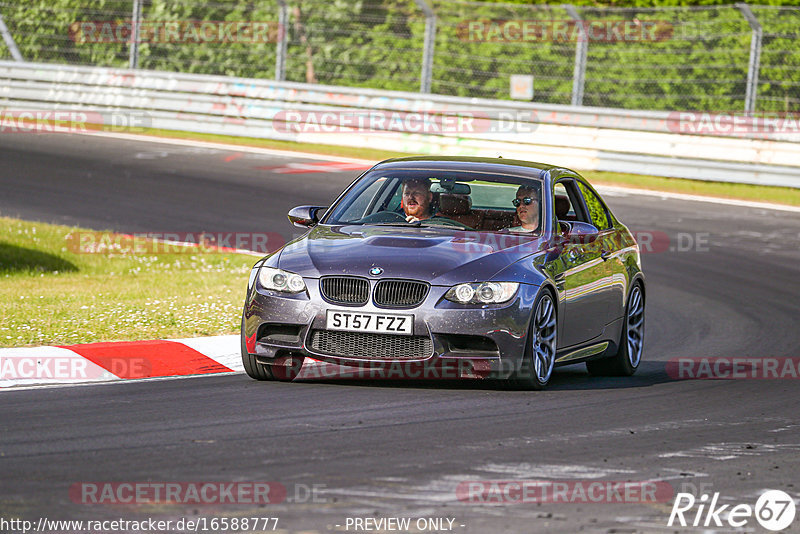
[310,330,433,360]
[374,280,429,308]
[320,277,369,305]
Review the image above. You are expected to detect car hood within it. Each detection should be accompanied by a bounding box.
[277,225,546,285]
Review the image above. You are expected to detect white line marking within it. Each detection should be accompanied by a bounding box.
[595,184,800,213]
[0,370,244,392]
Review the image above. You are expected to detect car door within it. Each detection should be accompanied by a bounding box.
[576,179,627,324]
[552,179,612,348]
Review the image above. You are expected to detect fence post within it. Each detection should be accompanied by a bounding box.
[737,3,761,114]
[129,0,142,69]
[563,5,587,107]
[0,10,23,61]
[413,0,435,93]
[275,0,288,81]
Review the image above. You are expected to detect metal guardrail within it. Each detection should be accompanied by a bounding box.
[1,61,799,188]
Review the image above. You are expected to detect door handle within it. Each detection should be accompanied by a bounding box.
[600,250,611,261]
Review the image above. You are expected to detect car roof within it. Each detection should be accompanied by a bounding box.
[372,156,565,179]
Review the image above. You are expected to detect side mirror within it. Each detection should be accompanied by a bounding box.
[563,221,599,244]
[287,206,327,228]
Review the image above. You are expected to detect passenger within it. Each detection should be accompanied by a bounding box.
[508,185,540,233]
[402,178,434,223]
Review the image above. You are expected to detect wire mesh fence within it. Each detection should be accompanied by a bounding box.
[751,5,800,113]
[578,5,753,111]
[431,2,577,102]
[0,0,797,112]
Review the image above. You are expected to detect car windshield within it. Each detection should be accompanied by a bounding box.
[323,169,543,234]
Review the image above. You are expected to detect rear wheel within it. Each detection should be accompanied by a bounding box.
[586,282,644,377]
[511,290,557,390]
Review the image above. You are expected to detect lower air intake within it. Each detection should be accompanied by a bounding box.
[310,330,433,360]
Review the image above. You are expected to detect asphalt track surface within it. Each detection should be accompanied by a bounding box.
[1,134,799,533]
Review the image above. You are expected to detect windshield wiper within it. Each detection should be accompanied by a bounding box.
[423,220,470,229]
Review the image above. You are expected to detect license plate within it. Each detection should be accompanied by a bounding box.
[326,310,413,335]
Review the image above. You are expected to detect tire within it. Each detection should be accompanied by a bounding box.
[510,290,557,390]
[586,281,645,377]
[241,314,275,381]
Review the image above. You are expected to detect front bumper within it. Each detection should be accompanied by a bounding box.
[243,278,540,378]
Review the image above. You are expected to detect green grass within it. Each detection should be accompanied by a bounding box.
[142,127,800,207]
[0,216,256,347]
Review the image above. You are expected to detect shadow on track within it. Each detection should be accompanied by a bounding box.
[288,361,674,392]
[0,242,77,274]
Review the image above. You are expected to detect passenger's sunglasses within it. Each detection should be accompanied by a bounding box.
[512,197,538,207]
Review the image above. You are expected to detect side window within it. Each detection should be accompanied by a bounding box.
[384,183,403,213]
[553,182,574,219]
[337,177,388,222]
[554,180,584,221]
[577,182,611,231]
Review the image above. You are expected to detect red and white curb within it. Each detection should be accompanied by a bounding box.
[0,335,343,390]
[0,335,244,389]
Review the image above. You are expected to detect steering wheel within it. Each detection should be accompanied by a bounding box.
[357,211,408,224]
[427,217,473,230]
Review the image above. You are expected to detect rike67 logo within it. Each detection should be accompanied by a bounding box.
[668,489,796,531]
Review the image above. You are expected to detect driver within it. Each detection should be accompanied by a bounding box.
[402,178,434,223]
[508,185,540,233]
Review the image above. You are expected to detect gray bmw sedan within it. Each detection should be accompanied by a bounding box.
[242,156,645,389]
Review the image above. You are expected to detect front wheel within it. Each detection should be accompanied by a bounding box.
[510,291,557,390]
[241,313,306,381]
[586,282,644,377]
[241,314,275,380]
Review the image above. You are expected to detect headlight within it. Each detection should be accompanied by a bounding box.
[258,266,307,293]
[248,261,264,290]
[444,282,519,304]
